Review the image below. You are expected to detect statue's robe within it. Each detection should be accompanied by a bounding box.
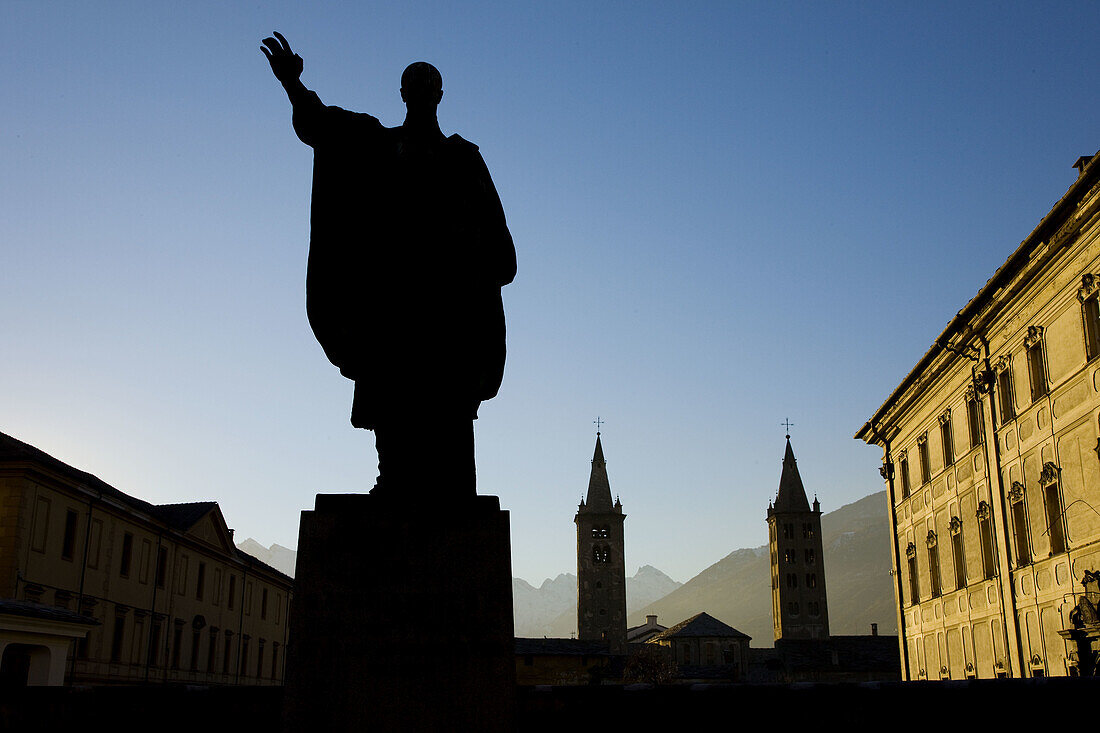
[292,91,516,429]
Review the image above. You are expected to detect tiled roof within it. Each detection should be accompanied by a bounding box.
[650,612,750,641]
[0,431,292,583]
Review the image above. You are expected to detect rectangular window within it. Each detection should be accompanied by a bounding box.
[31,497,50,553]
[804,549,815,564]
[120,532,134,578]
[131,618,145,664]
[240,638,250,677]
[806,573,816,588]
[139,539,151,584]
[951,529,966,590]
[207,629,218,673]
[61,509,78,561]
[979,513,996,580]
[223,634,233,674]
[110,615,126,664]
[176,555,189,595]
[245,582,253,616]
[196,562,206,601]
[275,593,282,625]
[148,620,162,666]
[918,439,931,484]
[155,547,168,589]
[967,395,982,449]
[940,416,954,467]
[1045,482,1066,555]
[900,457,911,499]
[1012,499,1032,566]
[998,369,1015,423]
[928,544,942,598]
[190,630,201,671]
[86,518,102,569]
[907,553,919,603]
[171,623,183,670]
[256,640,265,678]
[271,643,279,679]
[261,588,268,620]
[227,575,236,611]
[213,568,223,605]
[1028,341,1048,401]
[1085,295,1100,361]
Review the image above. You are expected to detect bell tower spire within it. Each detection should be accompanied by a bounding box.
[767,431,830,641]
[575,428,627,653]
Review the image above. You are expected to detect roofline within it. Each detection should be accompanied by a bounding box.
[856,151,1100,444]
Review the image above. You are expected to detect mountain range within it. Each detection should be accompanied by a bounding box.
[236,490,896,646]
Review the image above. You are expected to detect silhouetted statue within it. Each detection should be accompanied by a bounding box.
[263,33,516,499]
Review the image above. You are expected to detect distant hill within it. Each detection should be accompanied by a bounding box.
[236,538,298,577]
[236,491,894,645]
[633,491,896,646]
[514,565,682,637]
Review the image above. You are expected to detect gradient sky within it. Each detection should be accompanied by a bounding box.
[4,2,1100,586]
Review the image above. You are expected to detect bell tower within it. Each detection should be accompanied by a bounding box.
[575,432,627,653]
[767,434,830,641]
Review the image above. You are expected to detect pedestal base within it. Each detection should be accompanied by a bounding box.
[283,494,516,732]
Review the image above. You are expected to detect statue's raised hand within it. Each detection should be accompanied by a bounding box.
[261,32,303,83]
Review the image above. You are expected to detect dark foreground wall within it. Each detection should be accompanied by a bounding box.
[2,677,1093,732]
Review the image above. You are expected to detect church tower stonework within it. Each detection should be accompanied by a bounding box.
[575,433,627,654]
[767,435,830,641]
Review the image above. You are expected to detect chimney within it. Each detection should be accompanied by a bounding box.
[646,615,658,625]
[1074,155,1093,178]
[871,623,878,637]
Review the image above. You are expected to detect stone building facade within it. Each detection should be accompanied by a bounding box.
[0,431,293,685]
[767,436,830,641]
[856,152,1100,679]
[575,433,627,654]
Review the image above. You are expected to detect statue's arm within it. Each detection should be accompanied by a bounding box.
[261,32,332,146]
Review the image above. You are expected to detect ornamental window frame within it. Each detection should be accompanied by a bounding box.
[905,542,919,604]
[965,385,983,449]
[926,530,942,598]
[1079,274,1100,361]
[1039,462,1067,555]
[994,355,1015,424]
[1009,481,1032,567]
[976,501,997,580]
[917,433,931,485]
[1024,326,1048,402]
[939,410,954,467]
[897,450,911,499]
[949,516,966,590]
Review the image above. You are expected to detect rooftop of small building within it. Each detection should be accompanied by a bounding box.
[649,612,751,642]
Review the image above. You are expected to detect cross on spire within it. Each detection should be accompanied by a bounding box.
[593,416,605,435]
[781,418,795,439]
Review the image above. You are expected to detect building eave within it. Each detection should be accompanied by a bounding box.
[856,150,1100,445]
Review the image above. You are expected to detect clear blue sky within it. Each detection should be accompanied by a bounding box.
[3,2,1099,585]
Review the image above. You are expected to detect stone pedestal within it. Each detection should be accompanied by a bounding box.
[283,494,516,732]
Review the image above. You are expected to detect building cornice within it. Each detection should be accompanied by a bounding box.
[857,150,1100,444]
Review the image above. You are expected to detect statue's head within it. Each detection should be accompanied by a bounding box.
[400,62,443,110]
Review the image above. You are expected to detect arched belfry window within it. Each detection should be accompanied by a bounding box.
[591,525,610,539]
[592,545,611,564]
